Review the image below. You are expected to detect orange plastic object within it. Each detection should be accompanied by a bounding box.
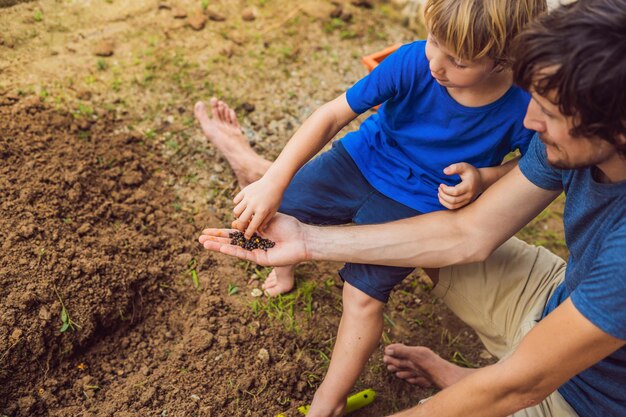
[361,44,402,110]
[361,43,402,72]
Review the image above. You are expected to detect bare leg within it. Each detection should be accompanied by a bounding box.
[194,98,270,187]
[262,265,296,296]
[195,98,296,295]
[383,343,477,388]
[308,283,385,417]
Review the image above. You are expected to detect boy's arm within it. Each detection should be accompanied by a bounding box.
[263,93,358,189]
[438,157,521,210]
[387,298,625,417]
[478,156,520,189]
[233,93,358,236]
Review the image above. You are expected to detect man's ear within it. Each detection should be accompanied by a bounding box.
[617,133,626,158]
[492,62,507,73]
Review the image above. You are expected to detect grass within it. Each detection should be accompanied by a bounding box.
[250,278,317,332]
[450,351,477,368]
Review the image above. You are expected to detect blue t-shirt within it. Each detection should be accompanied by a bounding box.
[519,135,626,417]
[341,40,534,213]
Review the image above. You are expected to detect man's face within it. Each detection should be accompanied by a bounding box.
[523,89,615,170]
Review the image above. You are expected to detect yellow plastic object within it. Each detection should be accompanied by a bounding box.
[276,389,376,416]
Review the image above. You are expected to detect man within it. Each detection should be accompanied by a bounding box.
[199,1,626,416]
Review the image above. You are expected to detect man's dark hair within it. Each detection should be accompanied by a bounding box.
[513,0,626,155]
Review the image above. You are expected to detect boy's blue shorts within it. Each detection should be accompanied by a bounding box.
[279,141,420,303]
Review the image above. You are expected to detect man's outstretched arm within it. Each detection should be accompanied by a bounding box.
[199,167,559,268]
[387,298,625,417]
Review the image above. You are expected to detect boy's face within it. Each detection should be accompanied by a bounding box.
[425,35,498,89]
[523,85,616,170]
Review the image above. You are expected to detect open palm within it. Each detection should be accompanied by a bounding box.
[198,213,309,266]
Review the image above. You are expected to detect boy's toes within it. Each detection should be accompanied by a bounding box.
[194,101,209,121]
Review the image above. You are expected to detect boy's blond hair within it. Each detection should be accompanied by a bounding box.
[424,0,547,66]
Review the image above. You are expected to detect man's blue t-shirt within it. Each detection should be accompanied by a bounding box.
[519,135,626,417]
[341,40,534,213]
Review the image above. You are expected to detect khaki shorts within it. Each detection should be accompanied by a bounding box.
[433,237,578,417]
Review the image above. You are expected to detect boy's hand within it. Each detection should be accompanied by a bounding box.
[232,176,285,238]
[438,162,483,210]
[198,213,309,266]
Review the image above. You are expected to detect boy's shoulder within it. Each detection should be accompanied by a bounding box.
[395,39,427,59]
[385,40,429,77]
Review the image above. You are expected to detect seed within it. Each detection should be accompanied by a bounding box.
[228,231,276,251]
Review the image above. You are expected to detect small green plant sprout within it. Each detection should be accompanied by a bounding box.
[33,9,43,22]
[53,287,80,333]
[201,0,209,10]
[187,258,200,289]
[450,351,477,368]
[144,128,157,140]
[228,283,239,296]
[96,58,108,71]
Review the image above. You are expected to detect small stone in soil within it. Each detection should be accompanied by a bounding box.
[229,231,275,251]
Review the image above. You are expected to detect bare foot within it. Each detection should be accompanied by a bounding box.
[383,344,476,388]
[194,98,271,187]
[262,265,296,297]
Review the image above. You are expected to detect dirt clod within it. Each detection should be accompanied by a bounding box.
[207,8,226,22]
[188,12,207,30]
[257,348,270,365]
[93,40,115,57]
[171,7,187,18]
[241,7,256,21]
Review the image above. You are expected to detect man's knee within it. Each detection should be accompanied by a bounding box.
[423,268,439,287]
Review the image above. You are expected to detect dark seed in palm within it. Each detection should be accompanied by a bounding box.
[229,231,276,251]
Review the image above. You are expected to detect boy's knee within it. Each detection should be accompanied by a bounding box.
[342,282,384,316]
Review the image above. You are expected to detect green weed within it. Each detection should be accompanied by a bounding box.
[165,139,179,150]
[450,351,477,368]
[96,59,108,71]
[440,328,461,347]
[228,283,239,295]
[323,18,345,34]
[53,287,80,333]
[340,30,358,40]
[144,128,156,140]
[76,103,94,117]
[201,0,209,10]
[33,9,43,22]
[187,259,200,289]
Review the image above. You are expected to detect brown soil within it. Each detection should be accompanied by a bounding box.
[0,1,565,416]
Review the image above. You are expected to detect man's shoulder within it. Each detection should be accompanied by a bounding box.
[519,135,564,191]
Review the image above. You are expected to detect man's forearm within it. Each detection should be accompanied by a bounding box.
[302,168,557,269]
[305,210,482,268]
[389,362,536,417]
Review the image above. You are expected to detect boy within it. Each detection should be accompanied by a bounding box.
[196,0,546,415]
